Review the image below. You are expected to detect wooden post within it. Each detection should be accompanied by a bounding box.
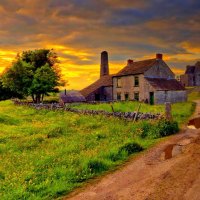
[134,103,141,121]
[165,102,172,120]
[110,104,115,112]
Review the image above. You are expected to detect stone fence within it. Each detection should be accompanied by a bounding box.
[13,100,162,121]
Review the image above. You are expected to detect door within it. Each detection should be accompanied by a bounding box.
[125,93,129,101]
[150,92,154,105]
[95,94,100,101]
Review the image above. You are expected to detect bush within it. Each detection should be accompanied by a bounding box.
[140,119,179,139]
[119,142,143,155]
[140,122,152,138]
[157,119,179,137]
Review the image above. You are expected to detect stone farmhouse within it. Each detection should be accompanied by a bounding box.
[80,51,186,104]
[180,62,200,87]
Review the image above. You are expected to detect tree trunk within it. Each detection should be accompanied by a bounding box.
[36,94,41,104]
[31,94,35,103]
[41,94,44,103]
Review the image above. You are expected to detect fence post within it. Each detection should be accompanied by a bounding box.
[110,104,115,112]
[165,102,172,120]
[134,103,141,121]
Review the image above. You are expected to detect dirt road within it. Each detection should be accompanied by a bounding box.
[65,102,200,200]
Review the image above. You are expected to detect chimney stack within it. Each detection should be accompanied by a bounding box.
[156,53,163,60]
[127,59,134,65]
[100,51,109,77]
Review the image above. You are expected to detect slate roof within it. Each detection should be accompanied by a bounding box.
[60,91,86,103]
[113,58,157,77]
[80,75,113,97]
[145,77,185,91]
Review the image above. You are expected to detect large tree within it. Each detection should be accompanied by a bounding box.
[2,49,65,103]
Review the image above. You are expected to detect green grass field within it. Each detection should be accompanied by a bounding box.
[0,100,195,199]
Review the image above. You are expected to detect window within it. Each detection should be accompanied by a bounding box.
[125,93,129,101]
[134,92,139,101]
[134,76,139,87]
[117,78,122,88]
[117,92,121,100]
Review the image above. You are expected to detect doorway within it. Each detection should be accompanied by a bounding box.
[95,94,100,101]
[150,92,154,105]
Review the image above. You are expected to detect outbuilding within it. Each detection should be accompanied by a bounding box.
[60,90,86,105]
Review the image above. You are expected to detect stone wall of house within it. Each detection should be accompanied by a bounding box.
[180,74,195,87]
[180,74,189,87]
[154,90,187,104]
[144,60,175,79]
[103,86,113,101]
[113,60,177,102]
[113,74,146,101]
[113,74,187,104]
[194,73,200,86]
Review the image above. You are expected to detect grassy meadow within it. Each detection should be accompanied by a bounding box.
[0,100,195,199]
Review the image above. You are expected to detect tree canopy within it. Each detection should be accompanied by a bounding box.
[1,49,65,103]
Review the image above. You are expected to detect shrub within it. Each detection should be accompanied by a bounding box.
[140,122,152,138]
[140,119,179,139]
[119,142,143,155]
[157,119,179,137]
[140,121,160,139]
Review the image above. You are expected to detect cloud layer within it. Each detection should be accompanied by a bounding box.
[0,0,200,89]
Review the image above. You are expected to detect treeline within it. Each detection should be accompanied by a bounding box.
[0,49,65,103]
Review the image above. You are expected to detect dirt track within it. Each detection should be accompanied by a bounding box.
[65,102,200,200]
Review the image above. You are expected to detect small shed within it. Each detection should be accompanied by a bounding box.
[60,90,86,105]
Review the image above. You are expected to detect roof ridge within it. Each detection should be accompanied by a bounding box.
[114,58,157,77]
[130,58,156,63]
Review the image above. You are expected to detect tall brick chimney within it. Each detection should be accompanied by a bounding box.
[100,51,109,77]
[156,53,163,60]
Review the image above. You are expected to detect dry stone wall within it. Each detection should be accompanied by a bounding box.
[13,100,162,121]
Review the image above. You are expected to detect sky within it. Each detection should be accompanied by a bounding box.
[0,0,200,90]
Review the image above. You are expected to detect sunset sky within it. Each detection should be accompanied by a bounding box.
[0,0,200,90]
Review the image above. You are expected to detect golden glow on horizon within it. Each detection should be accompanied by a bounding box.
[0,46,199,89]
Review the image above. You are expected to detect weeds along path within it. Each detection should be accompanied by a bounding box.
[65,101,200,200]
